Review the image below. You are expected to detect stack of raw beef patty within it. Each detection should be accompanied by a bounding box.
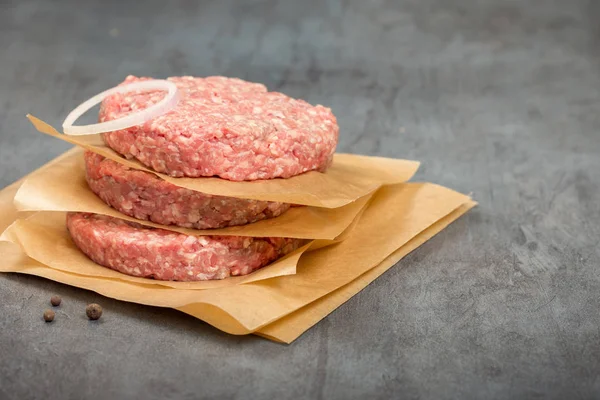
[67,76,339,282]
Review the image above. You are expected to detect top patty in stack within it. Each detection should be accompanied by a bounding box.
[100,75,339,180]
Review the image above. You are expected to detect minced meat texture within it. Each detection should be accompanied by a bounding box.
[67,212,303,281]
[100,75,339,180]
[84,151,290,230]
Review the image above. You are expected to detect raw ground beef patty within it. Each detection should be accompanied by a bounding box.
[84,151,290,229]
[67,213,304,281]
[100,75,339,180]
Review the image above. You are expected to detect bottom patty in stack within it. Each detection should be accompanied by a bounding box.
[67,213,304,281]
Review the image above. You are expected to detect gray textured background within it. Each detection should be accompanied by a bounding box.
[1,0,599,399]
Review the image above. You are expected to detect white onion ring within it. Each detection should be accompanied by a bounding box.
[62,79,179,135]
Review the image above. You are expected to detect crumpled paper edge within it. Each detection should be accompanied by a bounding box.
[13,148,374,240]
[0,196,475,337]
[256,201,477,343]
[26,115,420,207]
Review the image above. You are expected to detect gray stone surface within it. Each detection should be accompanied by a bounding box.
[1,0,599,398]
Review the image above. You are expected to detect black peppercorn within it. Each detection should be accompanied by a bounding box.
[43,309,55,322]
[50,295,61,307]
[86,303,102,320]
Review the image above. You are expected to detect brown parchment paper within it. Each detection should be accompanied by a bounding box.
[15,148,373,240]
[2,212,313,290]
[0,180,23,233]
[0,180,475,340]
[256,201,476,343]
[27,115,420,207]
[0,147,83,229]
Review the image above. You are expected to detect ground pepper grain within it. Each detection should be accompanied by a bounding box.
[43,309,55,322]
[50,295,61,306]
[86,303,103,320]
